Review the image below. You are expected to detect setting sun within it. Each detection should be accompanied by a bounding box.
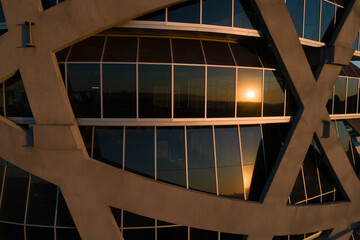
[247,91,255,99]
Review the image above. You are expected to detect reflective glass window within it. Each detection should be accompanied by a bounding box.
[0,163,29,223]
[304,0,320,41]
[168,0,200,23]
[327,87,334,114]
[234,0,257,29]
[215,126,244,199]
[123,229,155,240]
[41,0,57,10]
[220,233,244,240]
[290,172,306,203]
[139,65,171,118]
[237,68,262,117]
[207,67,236,117]
[343,65,358,78]
[333,77,346,114]
[136,9,165,21]
[157,127,186,187]
[68,37,105,62]
[286,85,299,116]
[202,41,235,66]
[0,83,3,116]
[172,39,205,64]
[303,143,321,199]
[0,2,5,22]
[187,126,216,194]
[103,64,136,118]
[255,46,278,68]
[79,126,93,157]
[336,121,355,168]
[240,125,265,200]
[139,38,171,63]
[125,127,155,178]
[26,175,57,225]
[190,228,218,240]
[230,44,262,67]
[59,63,65,85]
[103,37,138,62]
[263,70,285,116]
[286,0,304,37]
[56,47,70,62]
[123,210,155,227]
[0,159,5,197]
[67,64,100,118]
[111,207,122,227]
[321,1,335,41]
[174,65,205,118]
[202,0,232,26]
[353,34,359,51]
[56,229,81,240]
[347,78,358,114]
[0,223,24,240]
[26,227,54,240]
[56,190,75,227]
[93,127,123,168]
[5,71,33,117]
[158,227,188,240]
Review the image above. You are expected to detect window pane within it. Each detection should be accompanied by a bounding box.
[190,228,218,240]
[172,39,205,64]
[0,83,3,116]
[327,87,334,114]
[254,46,278,68]
[353,34,359,51]
[56,47,70,62]
[202,0,232,26]
[123,229,155,240]
[187,126,216,194]
[59,63,65,85]
[125,127,155,178]
[136,9,165,21]
[230,44,262,67]
[290,172,306,204]
[0,2,5,22]
[207,67,236,117]
[333,77,346,114]
[5,71,33,117]
[286,0,304,37]
[79,126,93,157]
[26,227,54,240]
[0,163,29,223]
[263,70,285,116]
[93,127,123,168]
[67,64,100,118]
[220,233,244,240]
[139,65,171,118]
[123,210,155,227]
[237,68,262,117]
[0,222,23,240]
[202,41,235,66]
[286,85,299,116]
[174,65,205,118]
[139,38,171,63]
[303,142,321,199]
[240,125,265,200]
[304,0,320,41]
[56,229,81,240]
[321,1,335,41]
[215,126,244,199]
[168,0,200,23]
[103,37,138,62]
[347,78,358,114]
[156,127,186,187]
[158,227,188,240]
[68,37,105,62]
[56,190,75,227]
[103,64,136,118]
[0,159,5,197]
[26,176,57,225]
[234,0,257,29]
[336,121,355,169]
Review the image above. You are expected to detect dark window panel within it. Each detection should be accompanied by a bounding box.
[26,175,57,225]
[103,37,138,62]
[337,121,356,171]
[157,127,186,187]
[59,63,66,86]
[157,220,176,226]
[139,38,171,63]
[322,191,335,202]
[286,84,299,116]
[56,229,82,240]
[172,39,205,64]
[110,207,122,228]
[314,142,335,194]
[5,71,33,117]
[240,125,266,201]
[215,126,244,199]
[56,190,76,227]
[327,87,334,114]
[68,37,105,62]
[0,83,3,116]
[343,65,359,78]
[207,67,236,117]
[187,126,217,194]
[273,236,289,240]
[174,65,205,118]
[353,34,359,51]
[67,64,101,118]
[302,142,321,199]
[290,172,306,204]
[123,210,155,227]
[26,227,54,240]
[347,78,358,114]
[123,229,155,240]
[136,9,165,21]
[263,70,285,116]
[56,47,70,62]
[168,0,200,24]
[286,0,304,37]
[139,65,171,118]
[41,0,57,10]
[202,0,232,26]
[0,222,24,240]
[220,232,244,240]
[0,2,6,22]
[254,46,279,68]
[103,64,136,118]
[237,68,262,117]
[190,228,218,240]
[202,41,235,66]
[289,234,305,240]
[0,159,5,197]
[234,0,258,29]
[304,0,320,41]
[230,44,262,67]
[333,77,346,114]
[350,63,360,77]
[125,127,155,178]
[0,163,29,223]
[158,227,188,240]
[340,68,347,76]
[79,126,93,157]
[321,1,335,41]
[93,127,123,168]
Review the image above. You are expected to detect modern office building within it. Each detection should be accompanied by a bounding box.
[0,0,360,239]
